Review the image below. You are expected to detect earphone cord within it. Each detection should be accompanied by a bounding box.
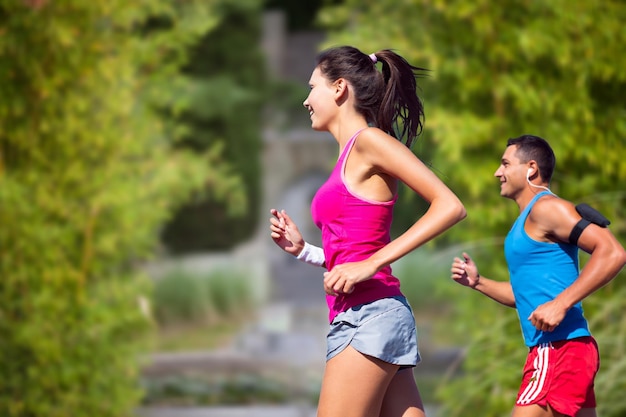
[527,174,552,193]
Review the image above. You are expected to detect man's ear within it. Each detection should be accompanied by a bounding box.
[527,160,538,178]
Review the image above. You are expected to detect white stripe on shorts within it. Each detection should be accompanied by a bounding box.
[517,343,551,405]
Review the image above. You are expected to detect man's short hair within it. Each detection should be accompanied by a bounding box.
[507,134,556,183]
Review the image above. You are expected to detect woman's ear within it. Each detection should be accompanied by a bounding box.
[334,78,347,95]
[333,78,349,103]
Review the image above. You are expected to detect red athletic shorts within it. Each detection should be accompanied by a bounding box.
[516,336,599,416]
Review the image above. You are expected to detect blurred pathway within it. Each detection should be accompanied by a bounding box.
[139,240,450,417]
[136,405,317,417]
[137,404,439,417]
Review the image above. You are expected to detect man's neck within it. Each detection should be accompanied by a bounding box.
[515,188,548,213]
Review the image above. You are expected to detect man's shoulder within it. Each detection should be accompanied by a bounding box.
[531,194,574,215]
[529,194,580,240]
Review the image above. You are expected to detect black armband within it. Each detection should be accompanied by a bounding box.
[568,203,611,245]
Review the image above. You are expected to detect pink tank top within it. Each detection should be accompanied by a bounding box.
[311,129,403,322]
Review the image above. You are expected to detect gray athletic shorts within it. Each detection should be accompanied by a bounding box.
[326,295,420,367]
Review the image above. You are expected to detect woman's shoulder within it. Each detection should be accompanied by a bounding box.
[352,127,421,175]
[355,127,402,152]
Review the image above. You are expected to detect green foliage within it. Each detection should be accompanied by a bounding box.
[433,241,522,416]
[142,374,307,406]
[580,280,626,416]
[152,268,254,326]
[395,245,457,312]
[319,0,626,240]
[0,0,246,416]
[207,270,253,316]
[153,270,212,325]
[161,0,266,253]
[318,1,626,415]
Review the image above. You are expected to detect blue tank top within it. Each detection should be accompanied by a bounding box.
[504,191,590,347]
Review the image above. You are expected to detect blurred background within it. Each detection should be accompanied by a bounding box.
[1,1,625,416]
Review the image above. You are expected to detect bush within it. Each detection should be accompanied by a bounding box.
[161,0,266,253]
[206,270,253,318]
[0,1,246,416]
[141,374,301,406]
[395,247,454,314]
[153,269,254,327]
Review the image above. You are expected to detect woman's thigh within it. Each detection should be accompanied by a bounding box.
[317,345,399,417]
[380,369,426,417]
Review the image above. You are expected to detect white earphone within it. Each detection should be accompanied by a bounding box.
[526,167,552,193]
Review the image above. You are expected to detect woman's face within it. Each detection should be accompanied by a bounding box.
[303,67,338,131]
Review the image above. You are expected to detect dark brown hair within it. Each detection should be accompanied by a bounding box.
[315,46,427,148]
[507,134,556,183]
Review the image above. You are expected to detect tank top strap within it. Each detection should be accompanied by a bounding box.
[521,191,552,221]
[337,127,368,163]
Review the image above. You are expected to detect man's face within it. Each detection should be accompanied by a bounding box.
[494,145,528,199]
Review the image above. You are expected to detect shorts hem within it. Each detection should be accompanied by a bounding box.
[325,296,419,365]
[327,341,420,367]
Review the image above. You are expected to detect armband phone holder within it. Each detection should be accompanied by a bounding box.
[568,203,610,245]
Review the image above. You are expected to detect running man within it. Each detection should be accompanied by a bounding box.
[451,134,626,417]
